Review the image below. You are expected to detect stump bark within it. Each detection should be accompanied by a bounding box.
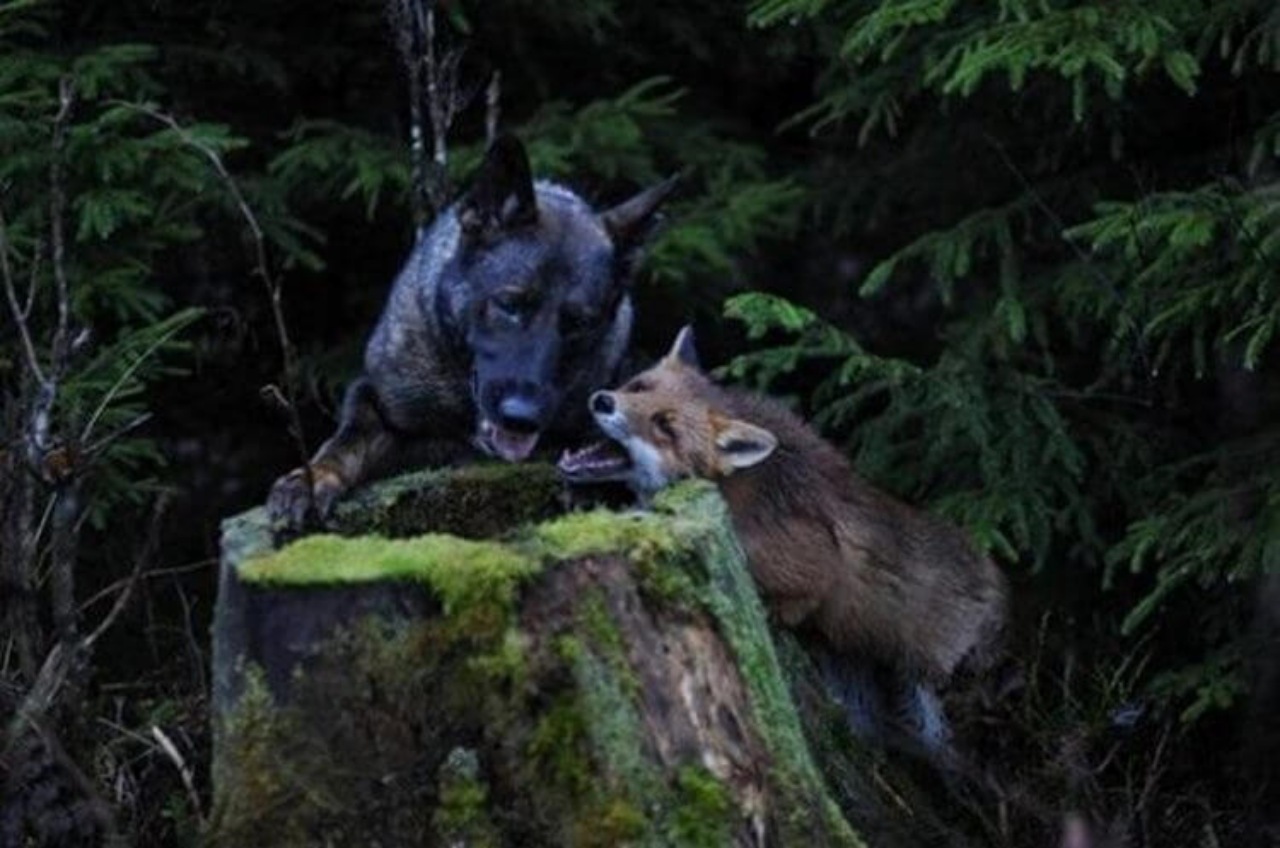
[210,465,864,847]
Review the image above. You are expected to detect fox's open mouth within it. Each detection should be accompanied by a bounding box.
[557,439,632,481]
[478,419,541,462]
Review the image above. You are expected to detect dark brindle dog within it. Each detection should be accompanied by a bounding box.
[268,135,676,527]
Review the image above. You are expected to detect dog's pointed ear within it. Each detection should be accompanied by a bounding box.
[601,173,680,248]
[712,415,777,471]
[458,134,538,240]
[663,325,700,369]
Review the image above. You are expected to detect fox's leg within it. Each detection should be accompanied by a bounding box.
[900,682,951,753]
[816,649,887,740]
[268,377,402,528]
[887,678,960,771]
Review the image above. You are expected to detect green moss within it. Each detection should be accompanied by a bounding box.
[572,649,661,804]
[529,485,716,610]
[208,669,319,847]
[434,748,500,848]
[210,614,515,846]
[217,469,867,846]
[332,462,564,540]
[674,488,864,847]
[531,507,682,563]
[527,695,595,800]
[241,533,538,615]
[650,478,720,515]
[578,591,639,698]
[466,627,529,689]
[670,766,734,848]
[572,797,648,847]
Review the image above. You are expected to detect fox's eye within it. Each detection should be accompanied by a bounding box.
[651,411,677,442]
[622,379,651,394]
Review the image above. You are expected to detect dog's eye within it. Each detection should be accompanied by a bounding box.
[622,379,651,394]
[560,306,595,337]
[651,411,677,442]
[489,291,528,326]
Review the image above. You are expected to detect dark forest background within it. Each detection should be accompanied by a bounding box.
[2,0,1279,845]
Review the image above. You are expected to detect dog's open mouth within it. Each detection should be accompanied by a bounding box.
[478,419,541,462]
[557,438,632,481]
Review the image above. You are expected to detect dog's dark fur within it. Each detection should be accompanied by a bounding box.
[268,136,676,527]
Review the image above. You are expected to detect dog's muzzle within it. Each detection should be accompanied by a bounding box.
[474,379,548,462]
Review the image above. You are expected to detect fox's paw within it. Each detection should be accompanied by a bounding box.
[267,464,346,531]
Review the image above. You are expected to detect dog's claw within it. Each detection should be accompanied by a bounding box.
[267,466,345,530]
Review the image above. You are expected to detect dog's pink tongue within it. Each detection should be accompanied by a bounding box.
[492,426,540,461]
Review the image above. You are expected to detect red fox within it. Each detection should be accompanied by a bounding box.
[559,326,1008,753]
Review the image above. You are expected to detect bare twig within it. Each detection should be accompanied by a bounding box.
[3,495,168,758]
[170,575,207,697]
[388,0,430,227]
[424,6,446,170]
[0,202,45,678]
[76,558,213,616]
[84,495,168,650]
[46,77,78,642]
[48,483,81,640]
[48,77,74,382]
[78,301,191,440]
[3,640,76,753]
[0,208,46,385]
[111,100,315,510]
[484,70,502,145]
[150,725,207,825]
[1135,719,1172,816]
[21,237,40,319]
[388,0,463,217]
[82,411,152,460]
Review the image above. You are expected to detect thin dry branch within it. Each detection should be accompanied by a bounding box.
[48,484,81,640]
[76,558,213,616]
[2,495,168,759]
[388,0,464,217]
[151,725,207,826]
[48,77,73,384]
[0,208,46,385]
[45,77,78,642]
[423,6,447,170]
[111,100,315,512]
[485,70,502,145]
[21,238,40,319]
[84,495,168,650]
[388,0,430,226]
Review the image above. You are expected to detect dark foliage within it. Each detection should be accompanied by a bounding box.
[2,0,1278,845]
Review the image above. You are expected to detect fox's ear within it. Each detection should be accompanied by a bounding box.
[664,325,700,369]
[458,134,537,240]
[601,173,680,248]
[712,416,777,471]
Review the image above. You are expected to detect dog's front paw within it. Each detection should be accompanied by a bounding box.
[267,465,346,530]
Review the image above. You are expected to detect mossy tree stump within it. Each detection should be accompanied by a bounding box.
[211,464,863,847]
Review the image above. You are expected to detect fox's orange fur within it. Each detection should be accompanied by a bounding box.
[585,328,1007,686]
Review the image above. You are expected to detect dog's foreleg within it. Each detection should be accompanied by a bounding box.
[267,377,400,529]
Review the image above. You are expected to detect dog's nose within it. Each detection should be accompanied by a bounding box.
[590,391,615,415]
[498,395,542,433]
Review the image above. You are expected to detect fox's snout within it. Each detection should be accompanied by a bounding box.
[588,390,629,444]
[589,391,616,416]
